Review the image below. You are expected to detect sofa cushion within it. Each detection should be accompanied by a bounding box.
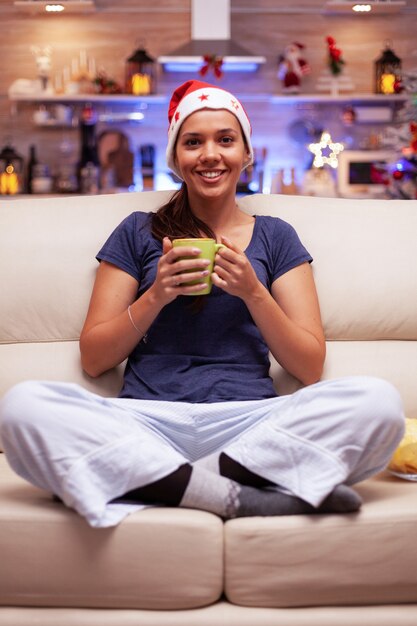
[0,341,124,400]
[224,472,417,608]
[0,455,223,610]
[239,194,417,342]
[0,191,172,347]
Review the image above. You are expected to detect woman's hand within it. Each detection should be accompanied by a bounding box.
[211,236,262,301]
[149,237,211,305]
[212,235,325,385]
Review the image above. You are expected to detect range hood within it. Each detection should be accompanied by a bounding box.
[158,0,266,73]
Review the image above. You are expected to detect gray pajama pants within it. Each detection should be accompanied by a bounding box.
[0,376,405,527]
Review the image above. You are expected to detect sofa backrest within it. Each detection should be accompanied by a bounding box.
[1,191,416,420]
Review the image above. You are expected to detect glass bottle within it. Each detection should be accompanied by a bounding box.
[77,103,100,194]
[26,145,38,194]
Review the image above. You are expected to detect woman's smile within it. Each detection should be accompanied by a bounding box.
[196,169,226,182]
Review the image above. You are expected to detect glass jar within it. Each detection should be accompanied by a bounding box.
[31,164,53,194]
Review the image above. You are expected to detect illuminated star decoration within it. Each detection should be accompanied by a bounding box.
[308,131,344,169]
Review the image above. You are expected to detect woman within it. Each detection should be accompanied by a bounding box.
[0,80,405,528]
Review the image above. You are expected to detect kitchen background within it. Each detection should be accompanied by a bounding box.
[1,0,416,197]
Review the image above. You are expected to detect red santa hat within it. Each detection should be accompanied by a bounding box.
[166,80,253,179]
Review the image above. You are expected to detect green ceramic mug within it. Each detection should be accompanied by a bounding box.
[172,238,225,295]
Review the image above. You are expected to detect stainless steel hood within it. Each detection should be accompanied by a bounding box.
[157,0,266,73]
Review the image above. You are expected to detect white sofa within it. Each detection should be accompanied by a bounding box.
[1,190,417,626]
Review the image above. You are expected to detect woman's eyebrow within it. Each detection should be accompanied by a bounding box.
[180,128,238,140]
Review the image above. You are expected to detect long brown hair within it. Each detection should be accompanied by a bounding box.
[151,183,216,242]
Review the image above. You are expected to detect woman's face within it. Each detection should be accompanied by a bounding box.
[174,109,250,201]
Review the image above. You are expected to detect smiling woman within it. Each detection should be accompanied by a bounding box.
[0,79,405,529]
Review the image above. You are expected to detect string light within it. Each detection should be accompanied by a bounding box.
[352,5,372,12]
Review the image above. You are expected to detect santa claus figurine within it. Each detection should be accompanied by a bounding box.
[277,42,310,94]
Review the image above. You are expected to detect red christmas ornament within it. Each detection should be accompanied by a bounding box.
[393,169,404,180]
[410,121,417,153]
[393,79,403,94]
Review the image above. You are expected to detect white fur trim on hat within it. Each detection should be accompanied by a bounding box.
[166,85,253,180]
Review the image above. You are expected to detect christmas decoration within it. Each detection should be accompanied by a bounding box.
[31,45,52,92]
[125,45,156,95]
[341,105,356,126]
[326,36,345,76]
[301,167,336,197]
[316,70,354,96]
[199,55,224,79]
[316,36,353,96]
[93,71,122,95]
[0,143,24,195]
[379,70,417,198]
[277,42,310,94]
[374,42,402,95]
[308,130,344,169]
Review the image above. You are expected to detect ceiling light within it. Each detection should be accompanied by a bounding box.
[14,1,95,13]
[323,1,406,14]
[352,4,372,11]
[45,4,65,11]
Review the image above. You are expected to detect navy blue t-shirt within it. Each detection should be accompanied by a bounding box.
[96,211,312,403]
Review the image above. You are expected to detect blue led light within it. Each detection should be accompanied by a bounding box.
[162,62,259,73]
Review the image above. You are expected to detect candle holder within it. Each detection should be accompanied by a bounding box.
[0,144,24,195]
[375,41,402,95]
[125,45,156,96]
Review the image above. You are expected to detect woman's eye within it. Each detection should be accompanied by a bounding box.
[220,136,233,144]
[186,138,200,146]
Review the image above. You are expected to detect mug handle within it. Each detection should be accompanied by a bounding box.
[215,243,226,252]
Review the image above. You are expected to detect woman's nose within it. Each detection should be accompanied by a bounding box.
[199,141,221,162]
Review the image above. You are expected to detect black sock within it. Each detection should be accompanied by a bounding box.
[112,464,192,506]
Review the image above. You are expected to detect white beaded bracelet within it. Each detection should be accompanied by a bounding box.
[127,305,148,343]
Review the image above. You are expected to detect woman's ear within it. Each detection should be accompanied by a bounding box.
[173,150,181,175]
[242,149,252,170]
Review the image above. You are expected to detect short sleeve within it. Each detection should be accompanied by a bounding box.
[96,212,149,282]
[271,218,312,282]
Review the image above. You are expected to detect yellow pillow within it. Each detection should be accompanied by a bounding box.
[388,418,417,475]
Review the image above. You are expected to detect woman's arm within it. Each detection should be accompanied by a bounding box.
[246,264,326,385]
[80,238,211,377]
[79,261,161,377]
[212,238,326,385]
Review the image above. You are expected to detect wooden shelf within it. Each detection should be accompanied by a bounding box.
[8,93,168,105]
[8,92,408,106]
[269,93,408,104]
